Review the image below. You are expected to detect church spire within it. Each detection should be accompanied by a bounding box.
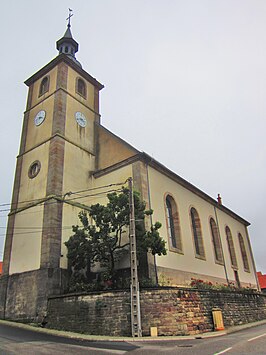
[56,9,81,67]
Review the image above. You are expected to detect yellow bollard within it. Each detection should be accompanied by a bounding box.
[150,327,158,337]
[212,308,225,331]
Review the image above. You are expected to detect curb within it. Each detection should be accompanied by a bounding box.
[1,319,266,343]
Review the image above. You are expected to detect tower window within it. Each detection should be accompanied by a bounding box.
[210,218,223,264]
[190,207,205,259]
[225,226,238,268]
[65,46,69,53]
[39,76,49,97]
[76,77,87,98]
[28,160,41,179]
[238,233,250,272]
[165,195,182,253]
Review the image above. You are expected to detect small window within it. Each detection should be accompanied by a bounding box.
[210,218,223,264]
[225,226,238,268]
[39,76,49,97]
[28,160,41,179]
[190,207,205,259]
[65,46,69,53]
[238,233,250,272]
[165,195,182,253]
[76,78,87,98]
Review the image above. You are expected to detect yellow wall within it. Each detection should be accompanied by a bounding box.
[60,203,82,269]
[18,143,49,204]
[147,166,257,286]
[30,67,57,108]
[67,67,95,110]
[25,96,54,152]
[62,142,94,194]
[65,96,95,153]
[60,165,132,269]
[97,127,137,170]
[9,205,43,274]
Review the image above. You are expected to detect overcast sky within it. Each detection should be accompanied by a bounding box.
[0,1,265,273]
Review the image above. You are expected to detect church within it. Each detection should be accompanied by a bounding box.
[0,20,259,322]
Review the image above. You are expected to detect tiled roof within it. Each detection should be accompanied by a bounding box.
[257,272,266,289]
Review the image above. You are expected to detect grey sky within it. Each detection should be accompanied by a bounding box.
[1,1,265,273]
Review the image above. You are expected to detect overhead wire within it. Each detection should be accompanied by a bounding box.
[0,180,127,209]
[0,180,129,240]
[0,186,126,214]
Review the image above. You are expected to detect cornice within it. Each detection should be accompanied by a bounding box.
[94,152,250,226]
[24,54,104,90]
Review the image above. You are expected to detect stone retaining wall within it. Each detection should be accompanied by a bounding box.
[47,288,266,336]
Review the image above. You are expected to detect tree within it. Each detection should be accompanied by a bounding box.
[65,188,166,289]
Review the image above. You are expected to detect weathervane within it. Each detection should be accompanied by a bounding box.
[66,8,73,28]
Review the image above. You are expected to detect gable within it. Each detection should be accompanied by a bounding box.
[95,124,139,170]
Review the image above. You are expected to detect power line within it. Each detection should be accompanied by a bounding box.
[0,187,125,214]
[0,226,75,238]
[0,180,127,209]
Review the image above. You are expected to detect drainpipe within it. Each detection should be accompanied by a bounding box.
[214,199,229,285]
[244,226,260,291]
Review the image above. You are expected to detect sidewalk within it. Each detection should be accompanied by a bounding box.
[1,318,266,343]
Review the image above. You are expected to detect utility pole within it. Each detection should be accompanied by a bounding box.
[128,177,142,337]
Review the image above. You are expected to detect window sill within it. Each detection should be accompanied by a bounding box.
[215,260,224,266]
[195,254,206,261]
[169,247,184,255]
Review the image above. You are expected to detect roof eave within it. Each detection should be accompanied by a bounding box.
[24,54,104,90]
[94,151,250,226]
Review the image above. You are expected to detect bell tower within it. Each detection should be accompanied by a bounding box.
[0,16,104,321]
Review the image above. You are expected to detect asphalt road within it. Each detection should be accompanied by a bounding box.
[0,322,266,354]
[0,323,139,354]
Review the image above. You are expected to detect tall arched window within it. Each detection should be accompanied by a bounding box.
[39,76,49,96]
[225,226,237,268]
[210,218,223,264]
[190,207,205,258]
[76,77,87,98]
[238,233,250,272]
[165,195,182,253]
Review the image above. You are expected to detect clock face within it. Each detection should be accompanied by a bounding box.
[75,112,87,127]
[34,110,46,126]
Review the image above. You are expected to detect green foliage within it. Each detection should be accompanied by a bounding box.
[139,277,157,288]
[190,278,258,293]
[65,188,166,289]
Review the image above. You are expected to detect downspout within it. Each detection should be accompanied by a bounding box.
[244,226,260,291]
[214,205,229,285]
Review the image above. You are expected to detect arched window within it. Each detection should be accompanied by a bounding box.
[190,207,205,258]
[76,78,87,98]
[210,218,223,264]
[238,233,250,272]
[39,76,49,96]
[165,195,182,253]
[225,226,237,268]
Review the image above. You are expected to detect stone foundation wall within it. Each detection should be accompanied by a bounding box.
[0,268,65,323]
[46,287,266,336]
[47,290,131,336]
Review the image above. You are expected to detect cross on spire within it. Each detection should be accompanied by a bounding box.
[66,8,73,28]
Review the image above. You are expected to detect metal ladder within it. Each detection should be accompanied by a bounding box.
[128,177,142,337]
